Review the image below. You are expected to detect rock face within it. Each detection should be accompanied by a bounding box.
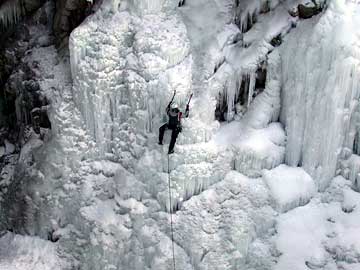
[0,0,94,53]
[6,69,51,134]
[23,0,47,13]
[298,3,322,19]
[0,0,47,39]
[0,23,51,142]
[53,0,94,52]
[0,1,53,195]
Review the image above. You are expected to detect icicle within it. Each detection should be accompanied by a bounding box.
[240,13,247,33]
[247,72,256,107]
[0,0,23,30]
[235,74,243,104]
[226,75,235,122]
[146,95,155,133]
[225,71,242,122]
[131,0,165,15]
[237,1,261,33]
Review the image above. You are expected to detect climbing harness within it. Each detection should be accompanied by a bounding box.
[168,154,176,270]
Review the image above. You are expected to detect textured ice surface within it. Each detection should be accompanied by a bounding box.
[173,170,276,269]
[280,0,360,190]
[263,164,316,212]
[70,1,192,154]
[212,51,285,177]
[275,176,360,270]
[0,232,71,270]
[214,121,285,177]
[4,0,360,270]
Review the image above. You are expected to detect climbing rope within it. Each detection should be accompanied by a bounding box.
[167,154,176,270]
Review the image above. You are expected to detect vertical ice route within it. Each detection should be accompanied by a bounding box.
[149,0,294,212]
[20,1,357,270]
[132,1,287,268]
[26,0,287,269]
[138,0,236,213]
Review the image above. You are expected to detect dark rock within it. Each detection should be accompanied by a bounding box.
[31,106,51,131]
[38,7,49,25]
[1,54,50,138]
[23,0,46,13]
[255,64,267,90]
[298,2,322,19]
[53,0,95,51]
[13,25,31,42]
[270,34,282,47]
[48,229,60,242]
[23,80,40,93]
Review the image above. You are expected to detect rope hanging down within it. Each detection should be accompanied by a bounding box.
[168,155,176,270]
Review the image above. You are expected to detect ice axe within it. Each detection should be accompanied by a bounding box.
[167,90,177,108]
[186,93,193,107]
[170,90,176,103]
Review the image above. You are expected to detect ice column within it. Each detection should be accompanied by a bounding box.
[280,1,360,190]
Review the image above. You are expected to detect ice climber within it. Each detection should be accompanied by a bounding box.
[158,91,191,154]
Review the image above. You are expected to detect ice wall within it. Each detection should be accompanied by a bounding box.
[70,0,192,155]
[280,0,360,190]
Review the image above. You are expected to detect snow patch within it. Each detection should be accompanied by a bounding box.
[275,176,360,270]
[263,165,316,212]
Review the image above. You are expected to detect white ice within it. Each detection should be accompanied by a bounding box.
[275,176,360,270]
[0,232,70,270]
[263,164,316,212]
[280,0,360,190]
[4,0,360,269]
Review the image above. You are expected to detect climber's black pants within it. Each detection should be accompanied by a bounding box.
[159,123,180,152]
[178,0,185,7]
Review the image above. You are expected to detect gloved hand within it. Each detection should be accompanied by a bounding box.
[177,125,183,133]
[186,104,189,111]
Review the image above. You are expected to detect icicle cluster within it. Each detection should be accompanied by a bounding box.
[222,71,257,121]
[0,0,23,30]
[129,0,165,15]
[235,0,280,33]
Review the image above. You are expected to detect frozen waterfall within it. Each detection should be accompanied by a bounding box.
[3,0,360,270]
[280,0,360,190]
